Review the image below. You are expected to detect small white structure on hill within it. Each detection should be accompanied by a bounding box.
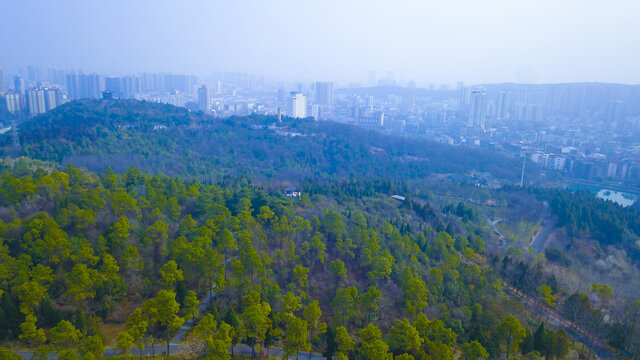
[283,186,302,199]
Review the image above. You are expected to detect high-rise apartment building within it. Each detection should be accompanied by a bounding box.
[607,100,623,126]
[288,92,307,118]
[22,87,64,115]
[105,75,140,99]
[105,77,121,98]
[198,85,211,112]
[458,83,471,108]
[0,67,4,94]
[315,82,334,107]
[66,73,102,99]
[25,88,46,116]
[66,73,79,99]
[43,87,64,111]
[140,73,166,93]
[82,73,102,99]
[165,74,196,95]
[496,90,511,120]
[27,65,43,82]
[5,92,23,114]
[14,76,26,94]
[468,87,487,128]
[526,103,543,122]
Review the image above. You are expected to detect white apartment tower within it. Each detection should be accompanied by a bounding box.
[288,92,307,118]
[468,87,487,128]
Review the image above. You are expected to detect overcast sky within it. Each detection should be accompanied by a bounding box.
[1,0,639,85]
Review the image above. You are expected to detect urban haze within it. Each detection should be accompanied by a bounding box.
[0,1,639,360]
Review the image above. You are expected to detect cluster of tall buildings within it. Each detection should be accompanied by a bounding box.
[4,74,66,116]
[68,72,197,100]
[458,82,640,129]
[277,81,334,119]
[66,73,102,99]
[1,66,200,116]
[314,82,334,107]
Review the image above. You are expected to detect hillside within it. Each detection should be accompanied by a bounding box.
[0,162,562,359]
[1,99,525,182]
[0,100,636,360]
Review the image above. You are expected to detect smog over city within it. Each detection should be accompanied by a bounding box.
[0,1,639,360]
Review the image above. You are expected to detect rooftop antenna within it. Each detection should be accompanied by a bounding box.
[520,154,526,187]
[11,119,20,149]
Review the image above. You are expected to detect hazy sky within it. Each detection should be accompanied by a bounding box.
[1,0,639,85]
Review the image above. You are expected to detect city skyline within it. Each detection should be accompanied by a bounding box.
[1,1,640,85]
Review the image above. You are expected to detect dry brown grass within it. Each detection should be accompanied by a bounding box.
[102,322,127,343]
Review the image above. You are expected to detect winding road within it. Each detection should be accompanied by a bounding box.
[530,201,555,254]
[489,218,508,249]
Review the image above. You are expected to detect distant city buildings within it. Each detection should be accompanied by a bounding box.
[66,73,102,99]
[607,100,623,127]
[0,66,211,116]
[25,88,46,115]
[314,81,334,108]
[2,64,640,185]
[368,71,376,86]
[309,104,320,120]
[496,90,510,120]
[468,87,487,128]
[163,92,186,108]
[105,75,140,99]
[25,87,65,115]
[5,92,23,114]
[198,85,211,112]
[14,76,25,95]
[164,74,197,94]
[277,87,286,103]
[288,92,306,118]
[43,87,64,111]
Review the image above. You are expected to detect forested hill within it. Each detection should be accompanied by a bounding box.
[1,99,524,181]
[0,162,577,360]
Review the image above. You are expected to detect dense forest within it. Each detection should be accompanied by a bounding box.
[546,190,640,264]
[0,99,525,181]
[0,100,638,360]
[0,160,600,360]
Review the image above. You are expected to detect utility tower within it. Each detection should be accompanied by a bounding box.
[520,155,526,187]
[11,119,20,149]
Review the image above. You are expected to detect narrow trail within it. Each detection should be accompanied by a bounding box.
[462,254,619,360]
[171,288,216,344]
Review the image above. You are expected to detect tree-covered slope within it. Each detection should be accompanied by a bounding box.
[0,161,562,360]
[1,99,524,181]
